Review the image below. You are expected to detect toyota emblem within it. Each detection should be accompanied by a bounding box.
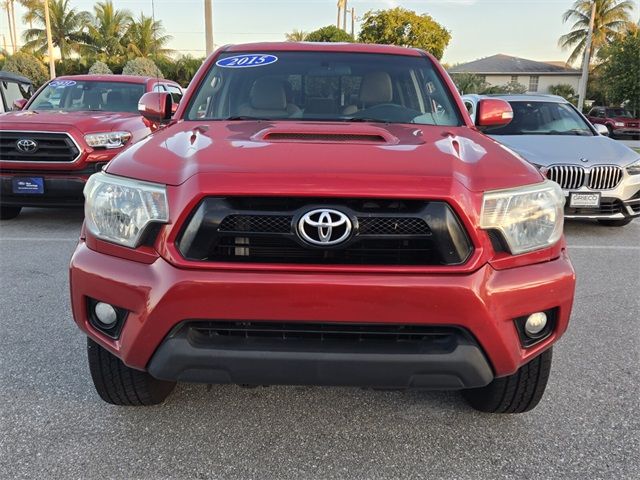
[297,209,352,246]
[16,138,38,153]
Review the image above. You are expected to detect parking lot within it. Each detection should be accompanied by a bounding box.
[0,208,638,479]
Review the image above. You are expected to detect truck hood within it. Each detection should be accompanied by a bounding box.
[1,110,140,134]
[106,120,542,193]
[491,134,639,168]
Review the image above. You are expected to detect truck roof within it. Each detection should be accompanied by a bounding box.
[53,74,177,84]
[224,42,424,57]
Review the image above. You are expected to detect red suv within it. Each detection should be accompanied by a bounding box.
[0,74,183,219]
[70,43,576,413]
[587,106,640,139]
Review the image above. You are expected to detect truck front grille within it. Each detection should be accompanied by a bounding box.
[0,131,81,162]
[545,165,622,190]
[177,197,473,266]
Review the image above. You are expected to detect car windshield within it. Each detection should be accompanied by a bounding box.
[185,51,462,126]
[484,101,593,136]
[606,108,633,118]
[28,80,145,113]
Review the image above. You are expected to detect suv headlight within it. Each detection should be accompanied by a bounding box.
[85,131,132,149]
[626,159,640,175]
[614,122,625,127]
[84,172,169,248]
[480,180,564,255]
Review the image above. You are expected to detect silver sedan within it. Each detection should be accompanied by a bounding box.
[463,94,640,227]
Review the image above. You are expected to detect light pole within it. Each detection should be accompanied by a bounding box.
[43,0,56,78]
[204,0,214,56]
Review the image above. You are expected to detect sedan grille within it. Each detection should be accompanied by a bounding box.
[545,165,622,191]
[0,131,81,162]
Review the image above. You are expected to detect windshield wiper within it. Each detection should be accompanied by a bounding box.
[342,117,391,124]
[221,115,270,121]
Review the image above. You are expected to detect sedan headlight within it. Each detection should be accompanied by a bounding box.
[626,159,640,175]
[480,180,564,255]
[85,131,132,149]
[84,172,169,248]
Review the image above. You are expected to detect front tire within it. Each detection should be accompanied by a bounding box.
[0,205,22,220]
[463,348,552,413]
[597,218,633,227]
[87,338,175,406]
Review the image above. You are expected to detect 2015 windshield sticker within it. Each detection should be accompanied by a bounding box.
[216,54,278,68]
[49,80,77,88]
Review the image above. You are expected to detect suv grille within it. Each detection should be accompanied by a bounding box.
[546,165,622,190]
[177,197,473,266]
[0,132,80,162]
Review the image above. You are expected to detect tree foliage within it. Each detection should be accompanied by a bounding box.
[358,7,451,60]
[549,84,578,104]
[122,57,163,78]
[84,1,132,61]
[305,25,354,43]
[599,26,640,114]
[285,29,308,42]
[88,60,112,74]
[559,0,634,64]
[2,51,48,86]
[450,73,527,95]
[122,13,173,60]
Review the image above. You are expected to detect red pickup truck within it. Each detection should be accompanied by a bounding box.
[71,43,575,413]
[0,74,183,219]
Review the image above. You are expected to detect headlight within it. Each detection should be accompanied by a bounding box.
[84,172,169,248]
[614,122,625,127]
[626,159,640,175]
[480,180,564,255]
[85,131,132,149]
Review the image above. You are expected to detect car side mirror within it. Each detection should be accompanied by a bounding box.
[476,99,513,128]
[170,101,179,116]
[593,123,609,136]
[13,98,27,111]
[138,92,173,123]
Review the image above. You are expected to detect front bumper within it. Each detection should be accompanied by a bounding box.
[563,175,640,220]
[0,166,103,207]
[70,241,576,385]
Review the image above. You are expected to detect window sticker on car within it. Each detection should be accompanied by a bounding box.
[49,80,77,88]
[216,54,278,68]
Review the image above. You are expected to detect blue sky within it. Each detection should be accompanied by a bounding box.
[2,0,639,65]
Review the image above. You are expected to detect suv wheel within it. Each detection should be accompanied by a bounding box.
[597,218,633,227]
[0,206,22,220]
[87,338,175,406]
[462,348,552,413]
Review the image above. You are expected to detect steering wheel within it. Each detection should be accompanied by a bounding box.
[350,103,422,123]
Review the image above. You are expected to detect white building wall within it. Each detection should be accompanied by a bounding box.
[483,74,581,94]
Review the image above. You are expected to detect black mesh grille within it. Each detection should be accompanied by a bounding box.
[0,132,80,162]
[177,197,473,266]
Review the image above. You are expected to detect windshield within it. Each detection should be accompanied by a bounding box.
[484,101,593,136]
[606,108,633,118]
[28,80,145,113]
[186,51,462,126]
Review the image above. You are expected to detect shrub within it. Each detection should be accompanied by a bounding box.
[122,57,164,78]
[88,61,112,75]
[2,52,49,87]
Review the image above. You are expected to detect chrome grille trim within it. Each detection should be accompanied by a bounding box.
[588,166,623,190]
[547,165,585,190]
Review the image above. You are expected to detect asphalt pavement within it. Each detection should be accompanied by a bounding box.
[0,208,638,479]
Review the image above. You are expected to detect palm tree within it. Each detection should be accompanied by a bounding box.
[21,0,91,60]
[285,29,307,42]
[559,0,634,65]
[122,13,173,61]
[85,1,132,61]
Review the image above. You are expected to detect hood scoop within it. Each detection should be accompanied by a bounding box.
[254,125,399,145]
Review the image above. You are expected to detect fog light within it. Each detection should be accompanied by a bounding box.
[524,312,547,337]
[94,302,117,326]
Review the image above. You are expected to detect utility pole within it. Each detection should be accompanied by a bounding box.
[350,7,355,38]
[9,0,16,53]
[4,1,15,53]
[43,0,56,78]
[336,0,340,28]
[577,1,596,111]
[204,0,214,56]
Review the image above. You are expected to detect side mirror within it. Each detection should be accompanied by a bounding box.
[476,98,513,128]
[137,92,173,123]
[13,98,28,111]
[171,101,179,115]
[594,123,609,136]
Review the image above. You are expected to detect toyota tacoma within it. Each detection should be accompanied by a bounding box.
[70,43,576,413]
[0,74,182,219]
